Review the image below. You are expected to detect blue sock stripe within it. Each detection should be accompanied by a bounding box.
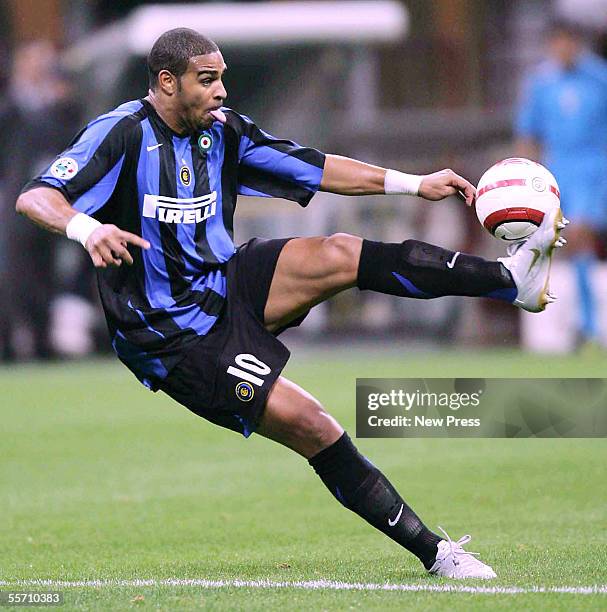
[391,272,434,299]
[334,486,348,507]
[485,287,518,303]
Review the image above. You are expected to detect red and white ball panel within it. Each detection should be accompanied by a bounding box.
[475,158,560,241]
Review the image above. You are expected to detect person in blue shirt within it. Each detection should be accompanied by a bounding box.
[516,19,607,347]
[17,28,567,580]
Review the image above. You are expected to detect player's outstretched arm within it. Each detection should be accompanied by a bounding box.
[16,187,150,268]
[319,154,476,205]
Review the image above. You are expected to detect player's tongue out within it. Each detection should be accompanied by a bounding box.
[209,108,226,123]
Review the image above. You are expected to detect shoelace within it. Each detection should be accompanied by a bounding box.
[438,526,480,563]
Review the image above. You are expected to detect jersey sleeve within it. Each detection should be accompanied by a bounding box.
[515,75,543,140]
[233,112,326,207]
[21,111,133,216]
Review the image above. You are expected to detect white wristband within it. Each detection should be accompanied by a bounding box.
[65,213,102,248]
[384,169,424,196]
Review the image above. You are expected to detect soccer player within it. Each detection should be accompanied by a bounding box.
[17,29,566,579]
[516,19,607,349]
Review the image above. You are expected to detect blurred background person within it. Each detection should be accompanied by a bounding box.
[0,40,84,360]
[515,19,607,350]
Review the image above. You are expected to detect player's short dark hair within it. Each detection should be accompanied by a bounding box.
[147,28,219,89]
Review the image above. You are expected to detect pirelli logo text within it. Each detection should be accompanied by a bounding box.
[142,192,217,224]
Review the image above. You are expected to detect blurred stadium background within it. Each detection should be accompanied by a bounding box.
[1,0,606,359]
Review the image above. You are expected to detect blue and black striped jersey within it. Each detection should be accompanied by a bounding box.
[23,99,325,387]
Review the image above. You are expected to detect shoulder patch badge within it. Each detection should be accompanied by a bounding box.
[50,157,79,180]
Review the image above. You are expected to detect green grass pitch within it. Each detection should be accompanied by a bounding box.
[1,348,606,610]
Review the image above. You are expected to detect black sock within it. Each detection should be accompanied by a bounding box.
[357,239,516,302]
[309,432,441,569]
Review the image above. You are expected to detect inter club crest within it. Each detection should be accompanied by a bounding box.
[180,166,191,187]
[235,381,254,402]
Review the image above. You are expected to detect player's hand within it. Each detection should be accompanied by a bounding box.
[85,224,150,268]
[419,169,476,206]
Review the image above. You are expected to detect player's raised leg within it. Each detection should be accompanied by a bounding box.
[264,233,515,331]
[256,377,496,579]
[264,207,566,331]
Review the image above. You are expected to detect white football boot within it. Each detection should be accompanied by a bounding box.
[428,526,497,579]
[498,206,569,313]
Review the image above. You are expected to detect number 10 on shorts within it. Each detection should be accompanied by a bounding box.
[227,353,271,387]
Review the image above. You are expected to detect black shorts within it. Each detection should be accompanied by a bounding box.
[158,237,306,437]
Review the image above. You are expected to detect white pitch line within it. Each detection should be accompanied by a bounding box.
[0,579,606,595]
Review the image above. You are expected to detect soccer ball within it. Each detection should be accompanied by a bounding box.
[475,158,560,241]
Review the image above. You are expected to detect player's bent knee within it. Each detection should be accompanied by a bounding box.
[277,400,342,456]
[292,398,340,448]
[259,378,344,457]
[321,233,362,280]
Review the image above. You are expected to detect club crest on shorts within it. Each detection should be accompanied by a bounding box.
[50,157,78,180]
[235,381,254,402]
[180,166,191,186]
[198,133,213,153]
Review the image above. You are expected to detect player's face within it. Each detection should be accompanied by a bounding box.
[176,52,228,132]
